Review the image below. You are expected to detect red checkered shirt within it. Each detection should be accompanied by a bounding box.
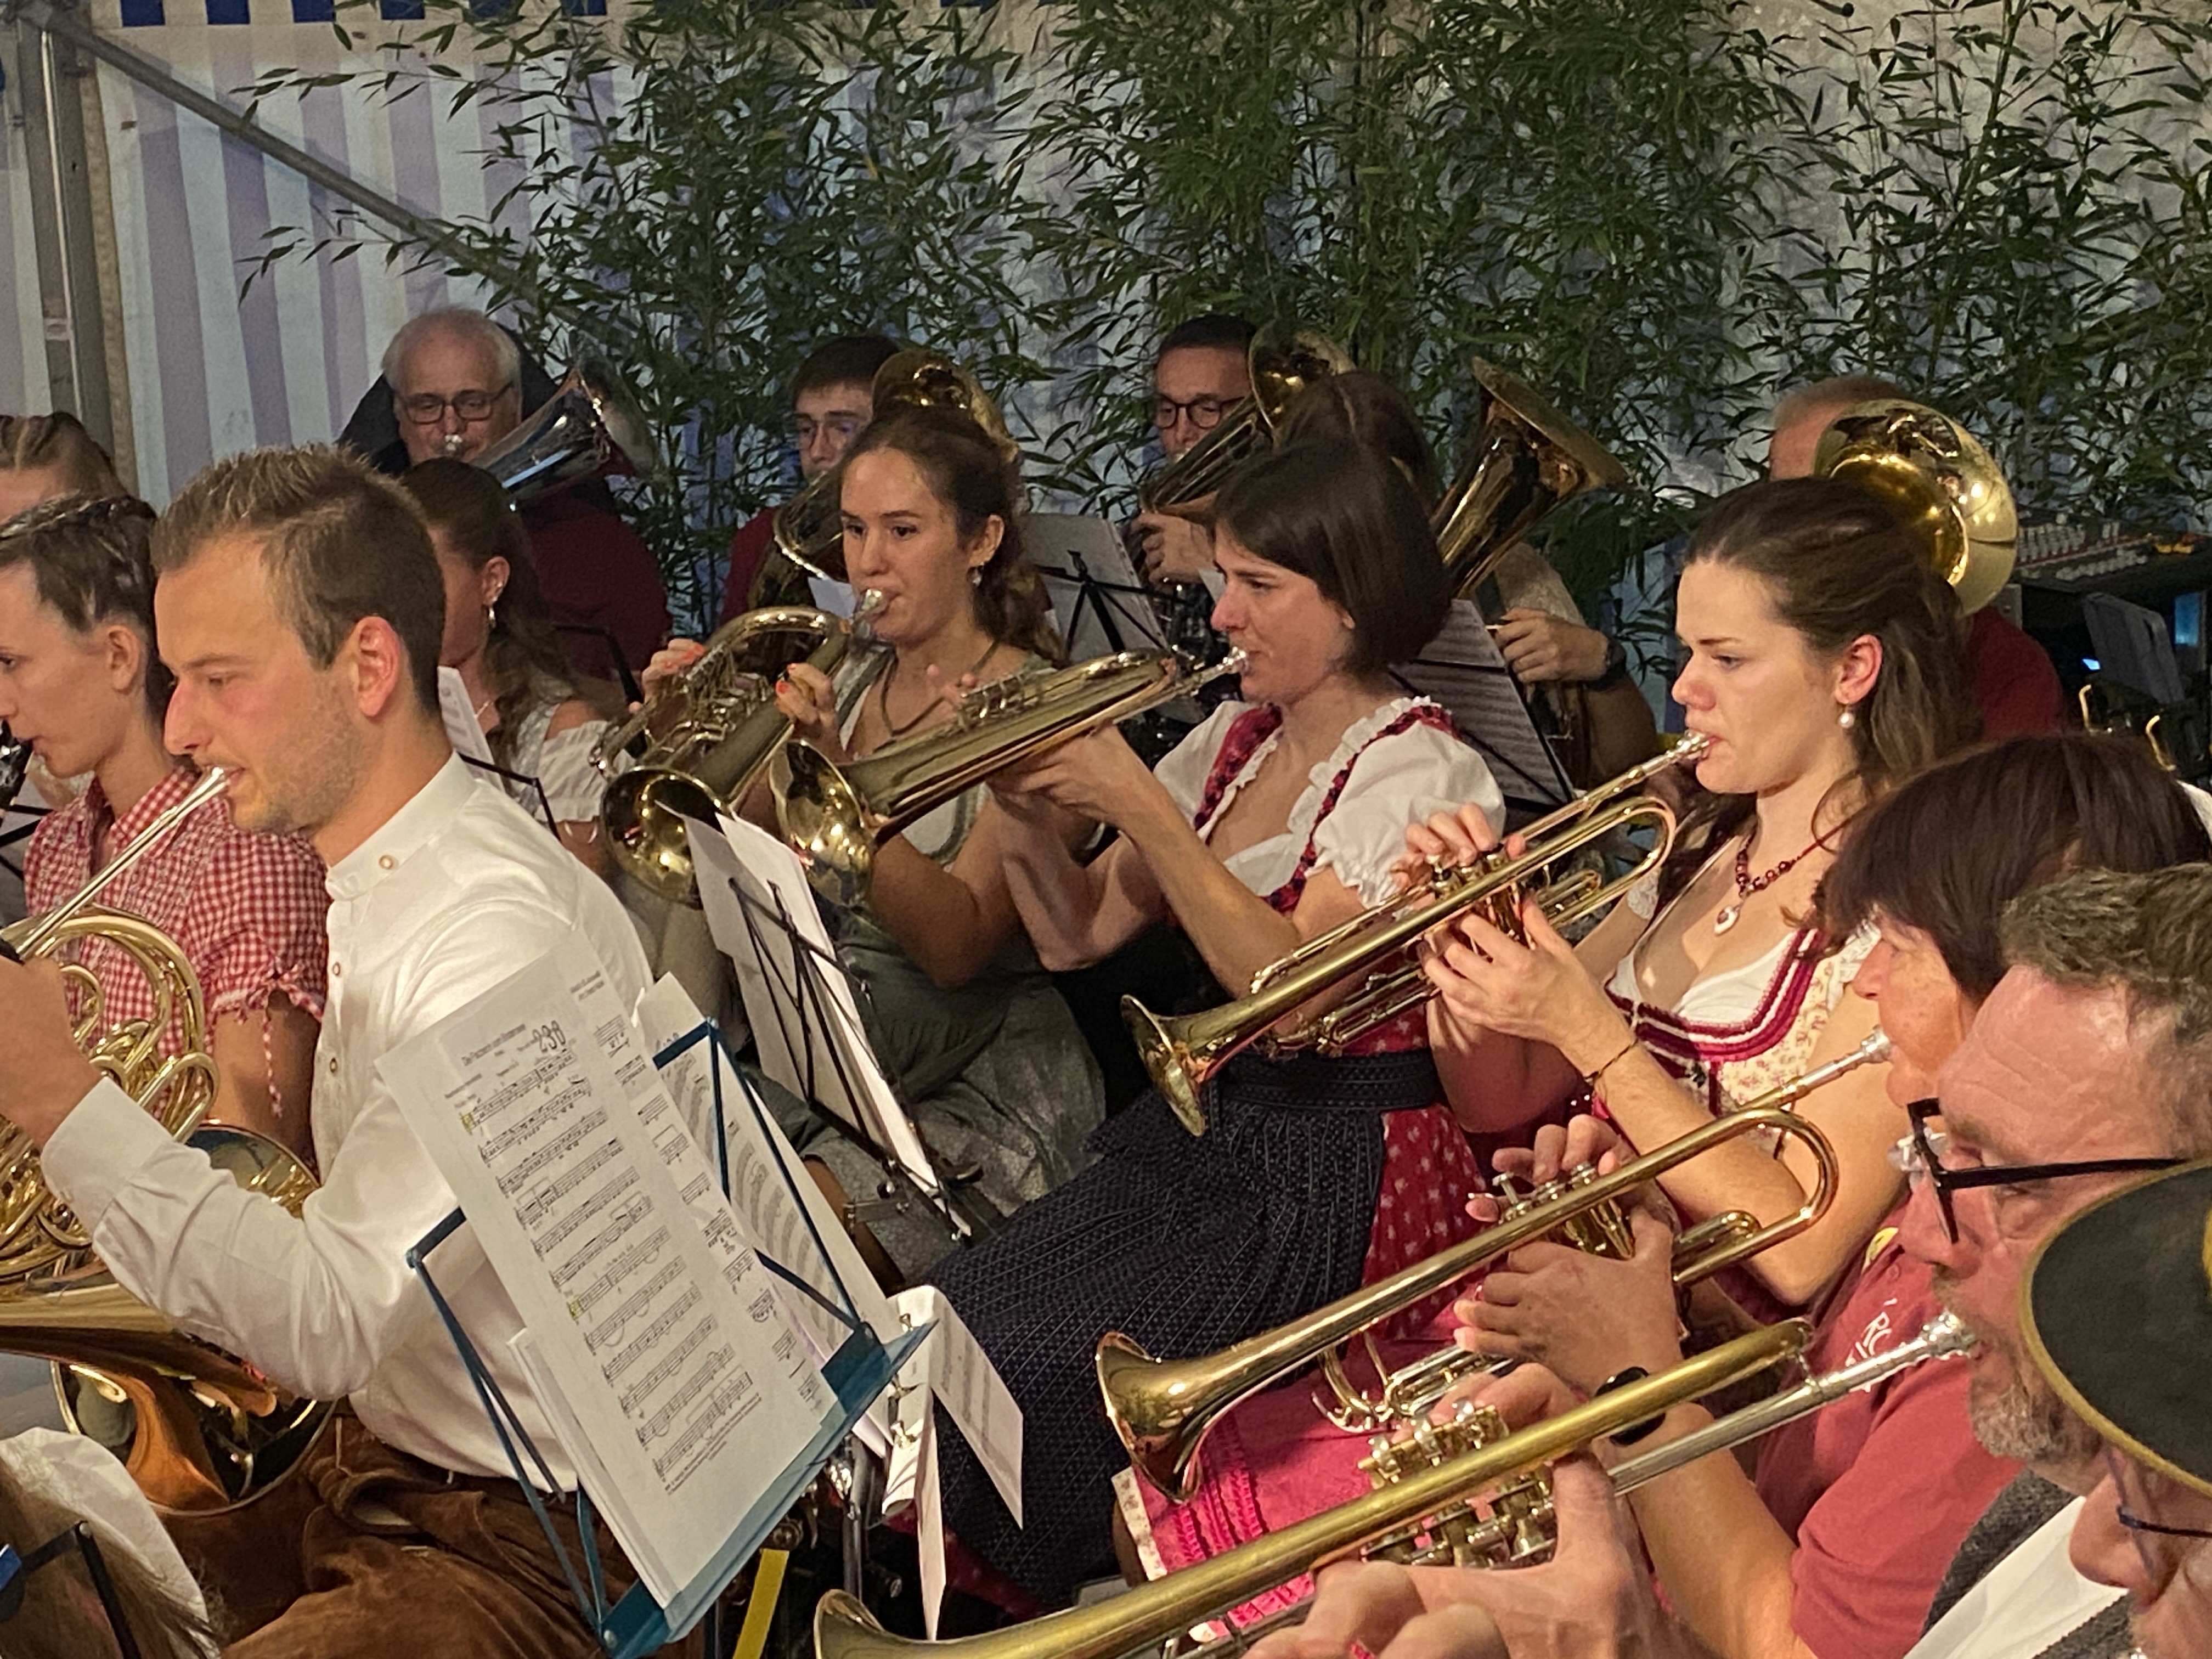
[24,765,330,1069]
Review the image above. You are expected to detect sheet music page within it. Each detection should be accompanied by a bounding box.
[682,811,941,1198]
[1391,599,1571,808]
[435,666,498,766]
[891,1285,1022,1523]
[635,978,901,1356]
[377,941,832,1605]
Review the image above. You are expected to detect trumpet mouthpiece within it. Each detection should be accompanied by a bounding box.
[856,588,886,618]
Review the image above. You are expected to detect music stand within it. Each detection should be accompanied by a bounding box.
[0,1522,147,1659]
[405,1018,926,1659]
[1028,514,1175,661]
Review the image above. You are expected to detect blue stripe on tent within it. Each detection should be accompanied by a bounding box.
[117,0,165,25]
[379,0,425,16]
[561,0,607,14]
[206,0,251,21]
[292,0,336,18]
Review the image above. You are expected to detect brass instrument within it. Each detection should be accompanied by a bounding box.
[1313,1029,1892,1436]
[1125,736,1709,1135]
[1164,1308,1976,1658]
[815,1321,1813,1659]
[1102,1091,1852,1503]
[597,600,883,906]
[1435,359,1630,601]
[2078,684,2183,774]
[753,350,1022,609]
[0,766,330,1510]
[1811,399,2018,614]
[472,356,659,503]
[1136,329,1354,521]
[773,646,1249,907]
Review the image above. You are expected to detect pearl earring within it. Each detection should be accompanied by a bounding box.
[1837,705,1857,730]
[970,568,983,589]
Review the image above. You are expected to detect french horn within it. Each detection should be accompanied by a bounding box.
[0,767,329,1511]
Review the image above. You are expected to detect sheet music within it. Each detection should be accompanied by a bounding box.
[1028,512,1175,662]
[436,666,498,766]
[682,811,941,1199]
[377,940,833,1605]
[1391,599,1572,809]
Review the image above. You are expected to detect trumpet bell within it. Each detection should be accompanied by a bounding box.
[1813,399,2018,613]
[474,356,659,504]
[1120,1000,1209,1137]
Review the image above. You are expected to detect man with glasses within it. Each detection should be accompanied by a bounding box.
[1130,313,1254,585]
[2023,1160,2212,1659]
[716,332,901,624]
[1893,862,2211,1659]
[376,307,668,684]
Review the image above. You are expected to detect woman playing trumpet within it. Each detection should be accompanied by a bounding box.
[918,438,1509,1610]
[1122,472,1977,1622]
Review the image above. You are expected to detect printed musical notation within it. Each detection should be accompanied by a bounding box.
[379,940,834,1606]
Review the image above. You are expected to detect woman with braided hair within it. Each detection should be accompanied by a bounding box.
[0,494,327,1160]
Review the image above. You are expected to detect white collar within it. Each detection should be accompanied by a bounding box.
[326,752,475,901]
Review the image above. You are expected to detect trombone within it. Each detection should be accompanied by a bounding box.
[1098,1026,1894,1503]
[817,1321,1815,1659]
[1126,735,1709,1136]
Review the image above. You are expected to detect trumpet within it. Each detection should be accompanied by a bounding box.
[596,599,882,906]
[1314,1029,1892,1436]
[816,1321,1814,1659]
[1126,736,1709,1136]
[773,646,1248,907]
[1099,1052,1877,1503]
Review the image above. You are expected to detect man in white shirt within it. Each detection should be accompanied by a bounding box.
[2025,1159,2212,1659]
[0,444,655,1656]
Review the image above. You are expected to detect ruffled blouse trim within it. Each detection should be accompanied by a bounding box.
[1280,696,1441,847]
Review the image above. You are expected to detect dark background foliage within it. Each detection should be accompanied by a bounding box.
[251,0,2212,628]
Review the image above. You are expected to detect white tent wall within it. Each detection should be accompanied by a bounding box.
[67,1,522,502]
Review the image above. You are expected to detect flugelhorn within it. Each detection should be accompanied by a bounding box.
[1101,1057,1871,1503]
[1125,736,1708,1136]
[773,646,1248,907]
[815,1321,1813,1659]
[1435,359,1629,601]
[597,599,882,906]
[0,766,330,1510]
[1315,1028,1892,1436]
[472,356,659,504]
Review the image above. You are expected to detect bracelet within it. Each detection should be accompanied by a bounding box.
[1581,1033,1639,1091]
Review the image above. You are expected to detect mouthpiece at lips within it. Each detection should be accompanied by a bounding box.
[439,433,468,458]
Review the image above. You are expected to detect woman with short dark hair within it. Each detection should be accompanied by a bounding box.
[920,437,1508,1609]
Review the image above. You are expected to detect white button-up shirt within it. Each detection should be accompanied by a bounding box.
[44,755,652,1484]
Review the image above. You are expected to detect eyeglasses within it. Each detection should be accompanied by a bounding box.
[397,384,514,425]
[1891,1098,2184,1243]
[2106,1450,2212,1547]
[1153,394,1240,434]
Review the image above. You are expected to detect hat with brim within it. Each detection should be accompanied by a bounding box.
[2022,1159,2212,1500]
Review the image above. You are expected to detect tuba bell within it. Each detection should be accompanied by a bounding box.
[751,349,1020,610]
[597,601,881,906]
[1812,399,2017,613]
[0,768,329,1512]
[472,355,661,504]
[1434,358,1630,601]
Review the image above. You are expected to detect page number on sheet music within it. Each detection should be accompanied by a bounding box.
[534,1022,569,1057]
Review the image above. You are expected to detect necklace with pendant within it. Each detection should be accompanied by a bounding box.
[1713,832,1824,935]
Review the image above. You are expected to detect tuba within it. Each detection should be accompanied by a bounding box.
[1098,1085,1857,1503]
[472,356,660,504]
[772,647,1248,908]
[1134,329,1353,521]
[1812,399,2017,614]
[0,768,329,1512]
[597,600,882,906]
[1435,358,1630,601]
[751,350,1020,610]
[1124,737,1707,1135]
